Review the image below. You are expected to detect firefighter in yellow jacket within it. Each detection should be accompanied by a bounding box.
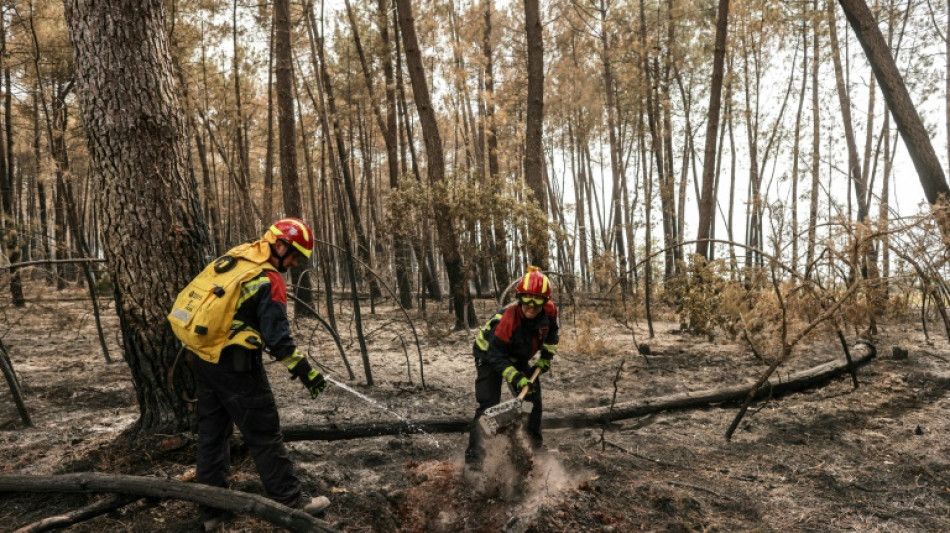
[172,218,330,531]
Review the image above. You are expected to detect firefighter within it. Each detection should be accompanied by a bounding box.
[464,266,560,468]
[189,218,330,531]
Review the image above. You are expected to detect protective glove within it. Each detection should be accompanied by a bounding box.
[281,350,328,399]
[533,356,552,374]
[502,366,535,396]
[299,368,327,399]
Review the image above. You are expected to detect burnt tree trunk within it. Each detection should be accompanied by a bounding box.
[64,0,209,434]
[274,0,315,314]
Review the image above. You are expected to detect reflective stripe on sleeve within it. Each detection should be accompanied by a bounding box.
[474,312,503,351]
[237,276,269,309]
[278,349,305,371]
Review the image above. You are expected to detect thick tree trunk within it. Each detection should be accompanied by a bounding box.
[64,0,208,434]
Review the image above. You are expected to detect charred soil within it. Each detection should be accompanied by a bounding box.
[2,286,950,532]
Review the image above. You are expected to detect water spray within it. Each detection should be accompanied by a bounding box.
[323,375,440,449]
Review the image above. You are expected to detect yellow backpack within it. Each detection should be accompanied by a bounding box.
[168,241,276,363]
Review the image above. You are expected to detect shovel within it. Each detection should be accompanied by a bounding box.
[478,367,542,437]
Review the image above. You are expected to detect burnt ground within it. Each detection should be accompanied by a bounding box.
[2,283,950,532]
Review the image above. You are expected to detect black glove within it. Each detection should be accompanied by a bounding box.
[300,368,327,399]
[288,358,328,399]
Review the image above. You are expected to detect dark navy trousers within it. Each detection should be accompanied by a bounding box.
[192,350,301,509]
[466,357,543,456]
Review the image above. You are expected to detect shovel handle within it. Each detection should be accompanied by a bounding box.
[517,367,543,400]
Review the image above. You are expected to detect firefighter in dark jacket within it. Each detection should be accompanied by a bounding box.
[189,218,331,531]
[465,266,559,467]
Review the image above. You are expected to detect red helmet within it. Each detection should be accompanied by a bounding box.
[268,218,314,259]
[516,266,551,299]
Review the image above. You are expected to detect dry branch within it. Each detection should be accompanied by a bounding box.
[0,473,337,533]
[13,493,139,533]
[0,339,31,427]
[282,344,876,441]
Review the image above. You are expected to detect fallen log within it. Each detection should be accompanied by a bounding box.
[283,343,876,441]
[0,473,337,533]
[551,342,876,428]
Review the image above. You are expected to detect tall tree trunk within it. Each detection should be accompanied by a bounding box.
[274,0,316,315]
[374,0,413,308]
[310,3,380,299]
[395,0,474,328]
[837,0,950,240]
[301,0,371,379]
[696,0,730,260]
[64,0,208,434]
[0,6,20,306]
[639,0,673,278]
[392,12,440,302]
[232,0,251,227]
[569,121,589,289]
[640,107,655,338]
[523,0,548,269]
[807,0,821,272]
[828,0,869,224]
[738,19,762,269]
[662,0,681,272]
[789,15,808,274]
[263,17,276,226]
[598,0,627,291]
[483,0,510,293]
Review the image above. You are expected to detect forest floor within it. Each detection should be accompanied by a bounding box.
[2,282,950,532]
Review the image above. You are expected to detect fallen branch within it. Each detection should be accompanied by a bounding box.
[14,493,140,533]
[0,473,337,533]
[282,344,877,441]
